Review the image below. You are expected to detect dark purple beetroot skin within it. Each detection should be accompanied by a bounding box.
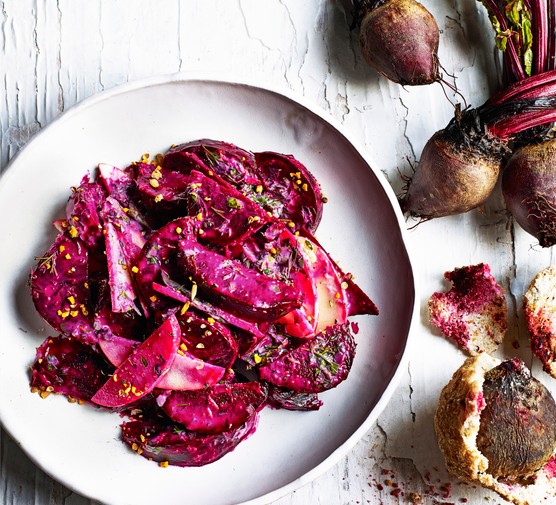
[401,125,502,219]
[258,323,357,393]
[357,0,440,86]
[161,382,267,433]
[502,140,556,247]
[266,384,323,411]
[477,358,556,481]
[121,410,259,467]
[31,335,114,402]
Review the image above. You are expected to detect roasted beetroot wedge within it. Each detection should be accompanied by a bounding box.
[177,238,302,322]
[121,410,259,467]
[266,384,323,411]
[65,176,106,248]
[164,139,260,190]
[179,169,271,245]
[258,323,357,393]
[299,232,379,318]
[254,151,323,232]
[31,335,114,402]
[98,334,226,391]
[161,382,267,433]
[91,278,147,342]
[134,217,198,313]
[91,314,180,407]
[30,233,94,341]
[177,312,238,368]
[98,163,136,209]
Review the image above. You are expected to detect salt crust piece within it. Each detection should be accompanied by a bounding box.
[428,263,507,355]
[435,354,556,505]
[524,266,556,379]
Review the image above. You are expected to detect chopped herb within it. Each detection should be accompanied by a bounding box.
[226,197,242,209]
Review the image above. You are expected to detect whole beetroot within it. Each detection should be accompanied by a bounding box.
[401,110,505,219]
[353,0,440,86]
[502,139,556,247]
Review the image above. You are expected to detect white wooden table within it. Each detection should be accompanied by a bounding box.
[2,1,553,504]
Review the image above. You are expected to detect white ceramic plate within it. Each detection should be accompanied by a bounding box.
[0,75,416,505]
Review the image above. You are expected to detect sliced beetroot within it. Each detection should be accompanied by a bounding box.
[179,169,271,246]
[240,327,291,366]
[158,354,226,391]
[91,277,147,342]
[133,161,192,221]
[258,323,356,393]
[98,163,135,207]
[100,196,147,265]
[65,175,106,248]
[229,224,316,338]
[266,384,323,411]
[134,152,269,242]
[156,272,268,342]
[98,335,136,366]
[98,334,226,391]
[97,164,149,228]
[104,221,140,314]
[31,335,113,402]
[121,410,258,467]
[164,139,260,190]
[227,222,304,282]
[283,234,348,335]
[301,232,379,318]
[177,312,238,369]
[254,151,323,232]
[91,314,180,407]
[161,382,267,434]
[134,217,198,313]
[177,238,302,322]
[30,233,94,342]
[100,196,148,314]
[187,292,267,341]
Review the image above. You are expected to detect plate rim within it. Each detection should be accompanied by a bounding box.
[0,72,420,505]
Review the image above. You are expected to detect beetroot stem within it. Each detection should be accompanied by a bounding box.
[531,0,548,74]
[490,109,556,137]
[480,0,527,82]
[549,0,556,70]
[486,69,556,106]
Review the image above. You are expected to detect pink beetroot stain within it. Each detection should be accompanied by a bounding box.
[543,455,556,478]
[429,263,504,348]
